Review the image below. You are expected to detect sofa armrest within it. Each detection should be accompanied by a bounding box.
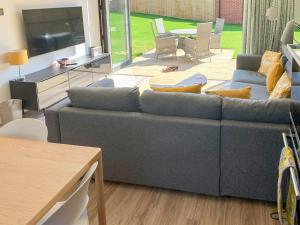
[236,54,262,71]
[45,98,71,143]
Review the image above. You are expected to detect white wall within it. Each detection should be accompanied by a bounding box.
[0,0,101,102]
[296,0,300,24]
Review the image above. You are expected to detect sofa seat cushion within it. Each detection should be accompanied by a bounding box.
[67,87,140,112]
[222,97,296,124]
[232,70,266,85]
[140,90,222,120]
[229,82,269,100]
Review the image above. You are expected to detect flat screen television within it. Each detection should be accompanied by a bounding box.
[23,7,85,57]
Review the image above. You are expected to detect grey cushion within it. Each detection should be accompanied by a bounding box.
[236,54,262,71]
[229,81,269,100]
[232,70,266,85]
[90,78,115,88]
[140,90,222,120]
[222,97,295,124]
[67,87,140,112]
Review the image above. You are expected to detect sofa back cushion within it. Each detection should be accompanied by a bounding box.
[140,91,222,120]
[222,98,297,124]
[67,87,140,112]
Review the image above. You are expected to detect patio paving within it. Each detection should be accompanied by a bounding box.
[112,49,236,92]
[114,49,235,78]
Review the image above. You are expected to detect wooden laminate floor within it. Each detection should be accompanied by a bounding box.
[88,181,278,225]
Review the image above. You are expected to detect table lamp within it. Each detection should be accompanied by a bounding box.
[8,49,28,81]
[266,7,278,21]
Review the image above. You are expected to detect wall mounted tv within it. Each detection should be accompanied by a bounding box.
[23,7,85,57]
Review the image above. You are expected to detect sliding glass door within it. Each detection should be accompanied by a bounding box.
[108,0,132,68]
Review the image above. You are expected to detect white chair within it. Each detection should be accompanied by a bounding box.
[150,22,177,59]
[155,18,167,35]
[281,20,295,45]
[37,162,98,225]
[210,18,225,51]
[184,22,213,61]
[0,118,48,141]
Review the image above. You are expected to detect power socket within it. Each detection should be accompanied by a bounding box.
[0,8,4,16]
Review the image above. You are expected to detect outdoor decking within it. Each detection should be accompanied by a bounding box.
[111,49,236,92]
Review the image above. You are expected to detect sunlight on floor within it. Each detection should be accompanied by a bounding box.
[109,48,236,92]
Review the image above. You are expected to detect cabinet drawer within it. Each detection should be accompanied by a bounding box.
[37,73,69,93]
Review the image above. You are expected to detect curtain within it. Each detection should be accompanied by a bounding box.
[243,0,295,55]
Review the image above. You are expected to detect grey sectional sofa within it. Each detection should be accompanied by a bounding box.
[227,54,287,100]
[45,84,297,202]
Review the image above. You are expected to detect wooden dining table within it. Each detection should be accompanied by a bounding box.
[0,137,106,225]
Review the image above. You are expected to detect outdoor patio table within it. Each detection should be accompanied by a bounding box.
[169,29,197,36]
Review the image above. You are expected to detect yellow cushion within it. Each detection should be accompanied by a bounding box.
[205,86,251,99]
[266,62,284,93]
[151,84,201,93]
[258,51,282,76]
[269,72,292,99]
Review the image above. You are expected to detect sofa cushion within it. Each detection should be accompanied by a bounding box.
[222,98,295,124]
[229,82,269,100]
[67,87,140,112]
[269,72,292,99]
[140,90,222,120]
[151,84,202,93]
[266,62,284,94]
[232,70,266,85]
[206,86,251,99]
[258,50,281,75]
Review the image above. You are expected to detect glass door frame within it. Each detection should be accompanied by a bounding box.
[101,0,132,71]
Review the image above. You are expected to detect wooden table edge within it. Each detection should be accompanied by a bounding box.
[28,148,106,225]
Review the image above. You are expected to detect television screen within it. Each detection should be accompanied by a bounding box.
[23,7,85,57]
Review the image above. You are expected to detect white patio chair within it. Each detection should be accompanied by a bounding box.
[155,18,167,35]
[0,118,48,141]
[37,162,98,225]
[184,22,212,61]
[150,22,177,59]
[210,18,225,51]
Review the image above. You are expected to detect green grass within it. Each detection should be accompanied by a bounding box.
[294,27,300,44]
[109,12,129,64]
[131,13,243,59]
[110,12,300,64]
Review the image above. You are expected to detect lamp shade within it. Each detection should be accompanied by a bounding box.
[266,7,278,21]
[8,50,28,65]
